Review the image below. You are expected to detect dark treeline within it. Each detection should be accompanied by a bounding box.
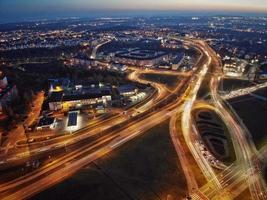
[0,46,81,61]
[0,61,131,127]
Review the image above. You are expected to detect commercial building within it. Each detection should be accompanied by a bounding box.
[69,57,97,67]
[47,79,112,111]
[48,91,112,111]
[161,39,183,49]
[48,78,70,94]
[47,92,64,111]
[108,63,127,73]
[117,85,138,97]
[171,53,185,70]
[114,49,169,67]
[36,117,57,130]
[223,58,248,77]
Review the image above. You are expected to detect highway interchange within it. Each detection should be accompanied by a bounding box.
[0,38,266,200]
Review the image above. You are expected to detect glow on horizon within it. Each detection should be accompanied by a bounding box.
[78,0,267,12]
[1,0,267,12]
[1,0,267,23]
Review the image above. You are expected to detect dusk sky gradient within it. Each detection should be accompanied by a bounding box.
[1,0,267,23]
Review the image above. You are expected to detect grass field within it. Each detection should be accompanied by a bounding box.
[33,121,187,200]
[228,93,267,150]
[222,78,254,92]
[193,109,236,165]
[140,73,180,90]
[174,117,207,187]
[234,188,252,200]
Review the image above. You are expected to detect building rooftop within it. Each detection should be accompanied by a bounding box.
[71,80,100,88]
[116,49,168,60]
[67,111,78,127]
[47,91,64,103]
[37,117,55,127]
[117,85,137,94]
[49,78,70,90]
[62,90,111,102]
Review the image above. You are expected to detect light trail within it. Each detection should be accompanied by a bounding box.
[171,37,266,200]
[0,51,190,199]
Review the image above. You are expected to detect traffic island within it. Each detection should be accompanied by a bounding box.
[193,109,236,166]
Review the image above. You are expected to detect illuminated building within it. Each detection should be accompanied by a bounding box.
[117,85,138,97]
[114,49,169,67]
[48,90,112,111]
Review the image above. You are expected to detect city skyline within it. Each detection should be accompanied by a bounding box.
[0,5,267,200]
[1,0,267,23]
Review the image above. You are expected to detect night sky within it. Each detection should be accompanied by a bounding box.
[1,0,267,23]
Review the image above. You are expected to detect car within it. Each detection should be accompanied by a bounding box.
[27,138,35,143]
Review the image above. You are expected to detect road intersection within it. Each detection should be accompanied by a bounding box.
[0,38,266,200]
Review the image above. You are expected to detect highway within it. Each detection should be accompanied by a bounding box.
[195,40,265,199]
[90,39,113,59]
[0,65,179,165]
[166,37,226,199]
[169,114,199,194]
[0,107,183,200]
[0,36,266,200]
[169,37,266,200]
[206,39,266,200]
[177,39,227,199]
[190,99,267,200]
[222,82,267,100]
[0,47,194,199]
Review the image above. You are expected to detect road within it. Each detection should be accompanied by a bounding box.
[0,66,177,164]
[222,82,267,100]
[191,39,265,199]
[1,37,266,200]
[205,38,266,200]
[0,49,193,199]
[0,106,183,199]
[169,37,266,200]
[170,114,199,194]
[166,37,226,199]
[177,39,227,199]
[90,39,113,59]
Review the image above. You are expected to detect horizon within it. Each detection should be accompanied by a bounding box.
[0,1,267,200]
[1,0,267,23]
[1,9,267,24]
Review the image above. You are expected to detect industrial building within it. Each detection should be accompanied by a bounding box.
[47,79,112,111]
[114,49,170,67]
[48,90,112,111]
[117,85,138,97]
